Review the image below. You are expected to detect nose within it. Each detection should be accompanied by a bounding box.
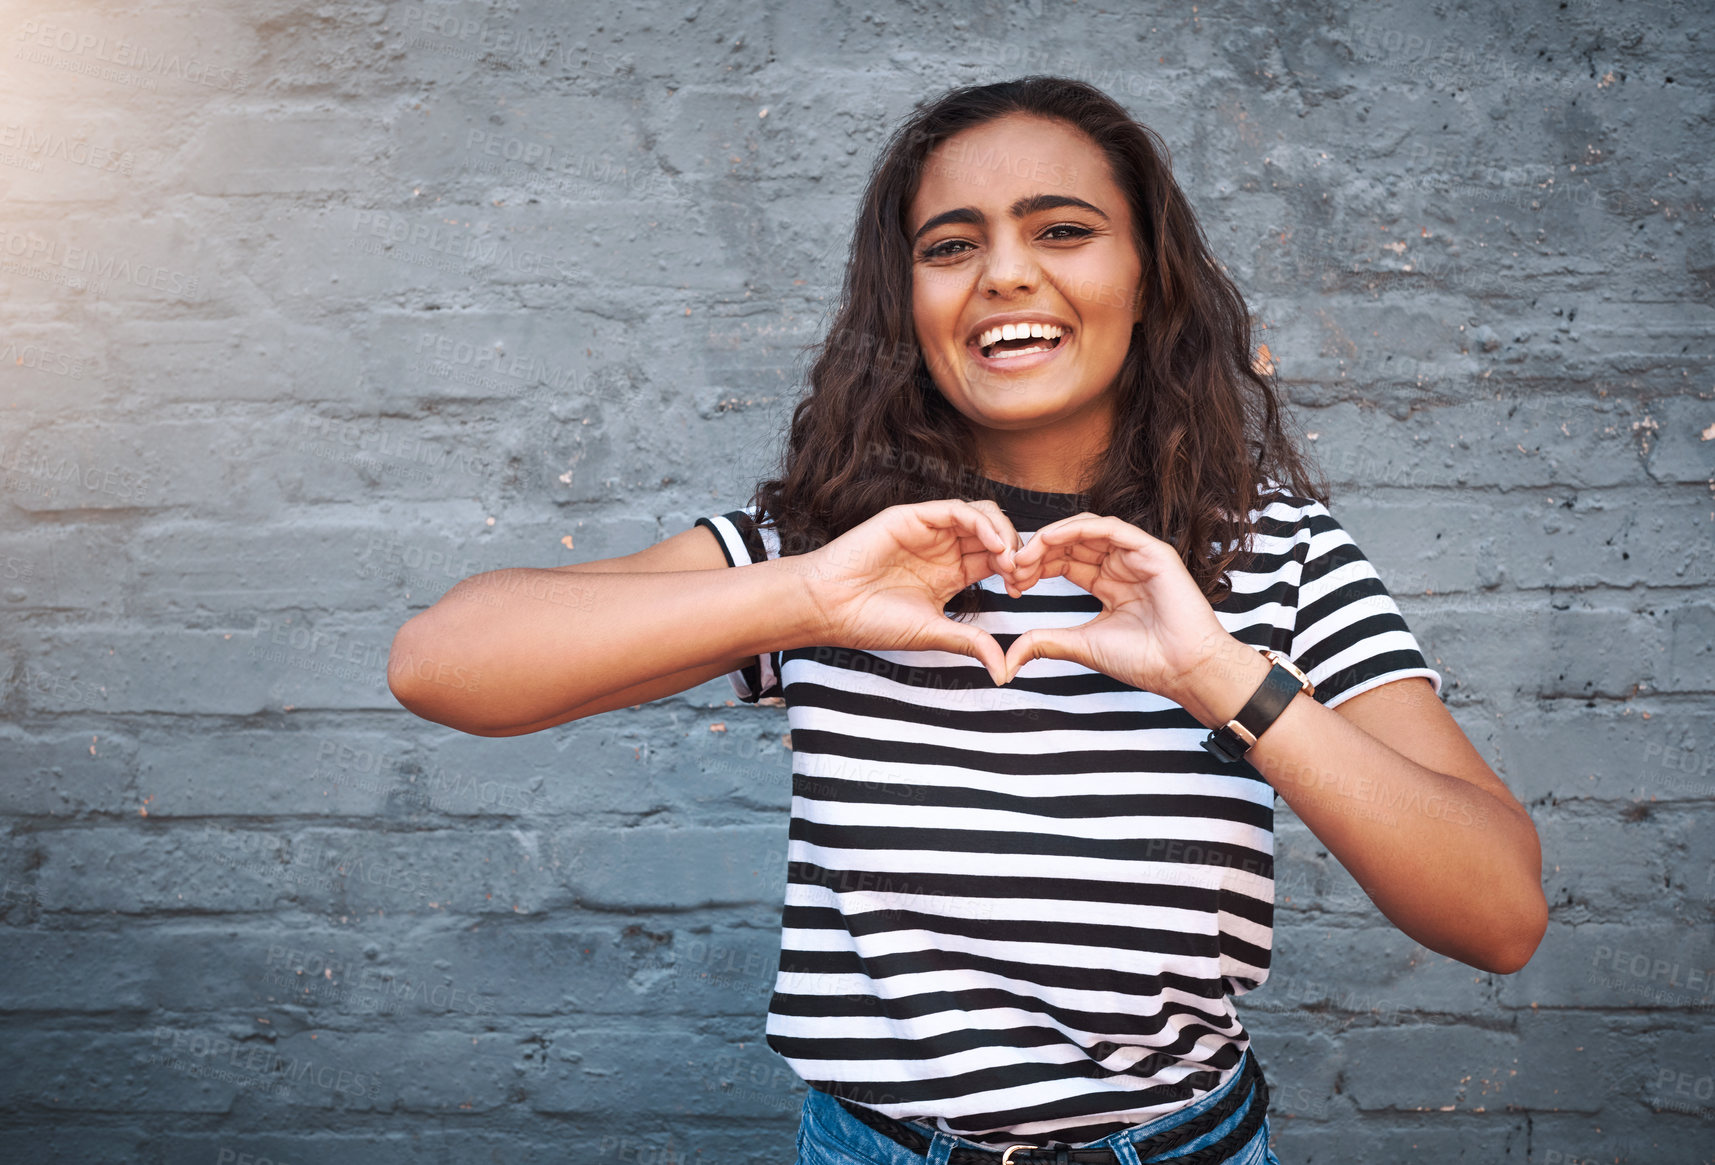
[977,233,1039,298]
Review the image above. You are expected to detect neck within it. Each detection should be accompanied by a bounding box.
[971,401,1113,495]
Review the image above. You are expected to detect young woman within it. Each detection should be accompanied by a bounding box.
[389,77,1547,1165]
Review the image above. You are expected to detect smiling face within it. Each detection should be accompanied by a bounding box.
[907,112,1145,489]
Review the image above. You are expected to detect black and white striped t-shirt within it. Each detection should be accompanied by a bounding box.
[694,479,1440,1148]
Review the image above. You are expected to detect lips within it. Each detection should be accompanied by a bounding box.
[966,327,1071,373]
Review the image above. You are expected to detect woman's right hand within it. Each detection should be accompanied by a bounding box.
[793,499,1023,686]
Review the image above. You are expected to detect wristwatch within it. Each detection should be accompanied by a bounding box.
[1201,648,1315,764]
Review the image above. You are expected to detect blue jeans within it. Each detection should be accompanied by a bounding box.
[795,1053,1279,1165]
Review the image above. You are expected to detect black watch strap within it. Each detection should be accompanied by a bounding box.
[1202,662,1308,764]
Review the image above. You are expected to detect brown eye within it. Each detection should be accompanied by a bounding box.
[920,239,974,260]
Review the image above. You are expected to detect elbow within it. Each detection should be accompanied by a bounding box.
[387,617,510,735]
[385,620,436,719]
[1479,810,1549,975]
[1477,892,1550,976]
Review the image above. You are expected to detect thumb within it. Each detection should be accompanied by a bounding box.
[1002,627,1088,685]
[918,619,1007,688]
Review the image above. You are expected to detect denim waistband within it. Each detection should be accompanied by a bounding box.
[802,1049,1270,1165]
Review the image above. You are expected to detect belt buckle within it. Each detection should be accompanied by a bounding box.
[1000,1148,1033,1165]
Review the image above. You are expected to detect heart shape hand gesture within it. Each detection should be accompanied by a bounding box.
[996,512,1233,696]
[798,500,1234,701]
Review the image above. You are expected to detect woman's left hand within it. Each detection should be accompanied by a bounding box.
[998,514,1234,697]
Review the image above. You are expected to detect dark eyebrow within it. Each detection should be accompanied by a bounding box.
[912,193,1108,243]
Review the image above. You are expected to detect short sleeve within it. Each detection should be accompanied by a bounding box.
[1286,500,1443,708]
[692,508,785,705]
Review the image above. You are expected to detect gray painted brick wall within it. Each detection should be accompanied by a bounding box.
[1,0,1711,1161]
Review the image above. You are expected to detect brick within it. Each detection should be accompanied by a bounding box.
[0,524,135,614]
[568,824,789,910]
[1408,605,1666,703]
[180,114,382,196]
[1334,491,1715,596]
[30,824,578,915]
[21,625,399,714]
[388,90,662,206]
[1293,397,1659,492]
[1339,1026,1520,1112]
[362,308,631,412]
[1498,922,1715,1011]
[1667,603,1715,692]
[1266,922,1501,1021]
[1274,1119,1530,1163]
[0,323,115,414]
[0,728,134,815]
[109,314,364,403]
[1643,393,1715,484]
[1534,809,1680,918]
[1488,703,1714,804]
[0,1128,149,1165]
[526,1026,806,1118]
[0,213,206,308]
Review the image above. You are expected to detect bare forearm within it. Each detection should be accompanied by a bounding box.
[1177,642,1545,973]
[1251,703,1541,971]
[388,560,821,734]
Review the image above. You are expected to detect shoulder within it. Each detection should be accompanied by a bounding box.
[1230,478,1335,558]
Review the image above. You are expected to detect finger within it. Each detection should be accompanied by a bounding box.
[941,500,1022,594]
[965,499,1023,565]
[902,499,999,557]
[958,546,1014,594]
[952,532,1020,595]
[1024,516,1152,555]
[1001,627,1090,685]
[937,499,1011,559]
[919,620,1007,687]
[1013,511,1104,550]
[1006,530,1071,590]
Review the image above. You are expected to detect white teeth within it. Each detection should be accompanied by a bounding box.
[975,322,1066,350]
[991,343,1050,360]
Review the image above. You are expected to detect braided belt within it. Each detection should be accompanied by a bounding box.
[834,1052,1267,1165]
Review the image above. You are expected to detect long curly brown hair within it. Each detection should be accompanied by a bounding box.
[749,75,1326,611]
